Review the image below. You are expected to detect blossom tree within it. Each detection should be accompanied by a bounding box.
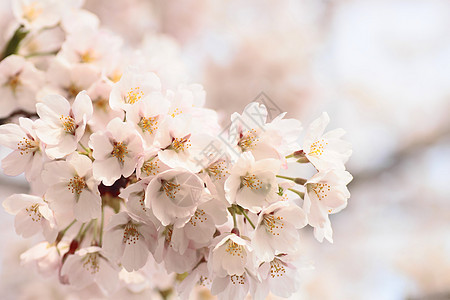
[0,1,352,299]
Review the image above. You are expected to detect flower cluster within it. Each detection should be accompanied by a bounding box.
[0,1,352,299]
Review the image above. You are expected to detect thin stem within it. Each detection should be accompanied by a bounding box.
[99,207,105,246]
[55,219,77,244]
[285,153,295,159]
[1,25,28,60]
[93,219,98,242]
[231,207,237,229]
[239,207,255,229]
[276,175,307,185]
[75,223,86,240]
[276,175,295,181]
[288,188,305,199]
[25,50,58,58]
[78,141,91,153]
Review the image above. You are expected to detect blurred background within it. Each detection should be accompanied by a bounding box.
[1,0,450,299]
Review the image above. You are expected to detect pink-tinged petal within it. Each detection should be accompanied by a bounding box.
[25,151,44,181]
[106,117,134,142]
[0,123,25,148]
[67,152,92,177]
[89,132,113,160]
[45,134,78,159]
[105,212,131,231]
[42,220,58,243]
[96,259,119,295]
[2,194,39,214]
[121,156,137,178]
[34,119,63,145]
[46,183,75,212]
[102,228,126,262]
[14,209,42,238]
[92,157,121,186]
[1,150,31,176]
[74,190,101,222]
[0,88,17,118]
[121,239,149,271]
[303,112,330,146]
[211,276,229,295]
[38,94,71,121]
[61,255,93,289]
[72,91,93,124]
[42,161,74,184]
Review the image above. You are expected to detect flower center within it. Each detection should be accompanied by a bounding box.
[163,225,173,244]
[60,115,76,135]
[238,129,259,151]
[198,275,211,286]
[189,209,207,227]
[310,182,330,201]
[263,214,284,236]
[83,253,100,274]
[8,73,21,92]
[207,160,229,181]
[25,203,42,222]
[170,107,183,118]
[270,259,286,278]
[68,175,86,195]
[240,174,262,190]
[17,136,38,155]
[109,69,122,83]
[111,141,128,163]
[125,87,144,104]
[225,240,244,257]
[23,2,42,22]
[170,135,191,152]
[80,50,96,63]
[309,139,328,156]
[138,116,159,134]
[123,223,140,245]
[230,274,245,285]
[161,179,181,200]
[67,84,81,99]
[141,157,160,176]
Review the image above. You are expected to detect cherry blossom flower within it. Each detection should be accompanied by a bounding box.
[229,102,302,162]
[253,256,300,299]
[58,27,122,68]
[109,67,161,112]
[224,152,281,213]
[125,91,169,147]
[42,152,101,223]
[177,262,212,300]
[35,91,93,159]
[303,169,353,242]
[45,57,100,100]
[153,224,201,273]
[302,112,352,171]
[102,212,157,271]
[20,241,67,277]
[0,55,44,117]
[210,270,256,300]
[252,201,307,262]
[12,0,60,31]
[209,233,254,277]
[145,168,205,227]
[0,117,44,180]
[89,117,143,185]
[2,193,57,242]
[61,246,119,295]
[136,150,170,180]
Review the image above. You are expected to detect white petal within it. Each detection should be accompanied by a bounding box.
[72,91,93,124]
[92,157,121,186]
[74,190,101,222]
